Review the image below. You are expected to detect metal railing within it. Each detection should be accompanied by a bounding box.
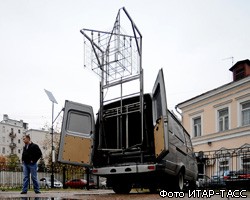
[196,145,250,190]
[1,146,249,190]
[0,164,85,189]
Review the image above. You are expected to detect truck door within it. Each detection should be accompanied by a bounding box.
[58,100,94,167]
[152,68,169,160]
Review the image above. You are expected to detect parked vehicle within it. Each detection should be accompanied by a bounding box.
[58,69,198,193]
[236,169,250,179]
[40,177,63,189]
[224,169,250,190]
[223,171,237,180]
[65,179,87,189]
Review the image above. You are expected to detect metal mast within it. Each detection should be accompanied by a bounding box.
[81,7,143,152]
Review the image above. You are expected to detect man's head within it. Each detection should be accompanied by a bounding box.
[23,134,31,145]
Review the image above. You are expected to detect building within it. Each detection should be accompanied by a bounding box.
[0,114,57,165]
[25,129,51,165]
[176,59,250,175]
[0,114,28,161]
[24,129,60,165]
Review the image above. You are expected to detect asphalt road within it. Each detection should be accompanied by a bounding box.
[0,189,249,199]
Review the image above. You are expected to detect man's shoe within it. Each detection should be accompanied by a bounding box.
[35,191,41,194]
[20,191,27,194]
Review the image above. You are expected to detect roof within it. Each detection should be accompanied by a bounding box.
[229,59,250,71]
[176,75,250,109]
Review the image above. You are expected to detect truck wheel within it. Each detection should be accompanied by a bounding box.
[112,182,132,194]
[175,171,184,191]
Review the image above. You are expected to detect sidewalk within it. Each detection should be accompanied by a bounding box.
[0,189,114,199]
[0,189,249,199]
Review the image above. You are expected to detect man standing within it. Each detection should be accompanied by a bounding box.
[21,134,42,194]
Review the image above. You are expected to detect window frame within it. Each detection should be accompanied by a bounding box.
[193,117,201,137]
[190,113,203,138]
[217,107,230,132]
[240,154,250,170]
[237,98,250,127]
[218,157,230,172]
[241,101,250,126]
[66,110,93,136]
[216,151,231,174]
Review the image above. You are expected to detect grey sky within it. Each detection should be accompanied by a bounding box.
[0,0,249,129]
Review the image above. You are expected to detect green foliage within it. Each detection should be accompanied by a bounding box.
[7,154,20,171]
[38,158,46,172]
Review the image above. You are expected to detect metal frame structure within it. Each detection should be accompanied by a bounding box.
[81,7,143,151]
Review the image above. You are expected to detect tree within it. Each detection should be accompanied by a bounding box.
[0,155,7,171]
[7,154,20,171]
[38,158,46,172]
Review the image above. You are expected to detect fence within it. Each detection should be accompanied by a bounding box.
[1,146,249,190]
[196,145,250,189]
[0,165,86,189]
[0,171,64,189]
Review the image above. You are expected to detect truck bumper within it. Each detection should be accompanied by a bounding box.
[92,163,157,176]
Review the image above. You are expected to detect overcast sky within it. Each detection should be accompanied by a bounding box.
[0,0,249,130]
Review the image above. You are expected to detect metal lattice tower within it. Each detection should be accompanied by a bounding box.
[81,7,143,150]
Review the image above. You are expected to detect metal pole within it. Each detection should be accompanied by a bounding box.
[44,89,57,188]
[86,167,90,190]
[51,102,54,188]
[63,166,66,189]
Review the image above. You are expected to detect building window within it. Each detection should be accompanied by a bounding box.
[2,126,5,133]
[18,139,21,144]
[18,129,21,134]
[241,155,250,170]
[18,149,21,154]
[193,117,201,137]
[241,101,250,126]
[218,108,229,131]
[218,157,230,173]
[2,137,5,143]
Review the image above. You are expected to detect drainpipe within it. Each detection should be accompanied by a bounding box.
[175,105,183,121]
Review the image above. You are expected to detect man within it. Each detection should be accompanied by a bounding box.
[21,134,42,194]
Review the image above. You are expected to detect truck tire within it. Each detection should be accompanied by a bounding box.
[112,182,132,194]
[175,171,184,191]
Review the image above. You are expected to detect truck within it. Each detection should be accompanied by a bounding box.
[58,69,198,193]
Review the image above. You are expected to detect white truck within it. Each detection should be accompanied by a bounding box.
[58,69,198,193]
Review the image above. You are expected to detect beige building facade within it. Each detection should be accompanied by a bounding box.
[25,129,51,164]
[0,114,28,161]
[176,59,250,175]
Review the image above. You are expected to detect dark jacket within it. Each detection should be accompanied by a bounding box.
[22,142,42,164]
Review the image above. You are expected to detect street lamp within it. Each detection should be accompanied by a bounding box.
[44,89,58,188]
